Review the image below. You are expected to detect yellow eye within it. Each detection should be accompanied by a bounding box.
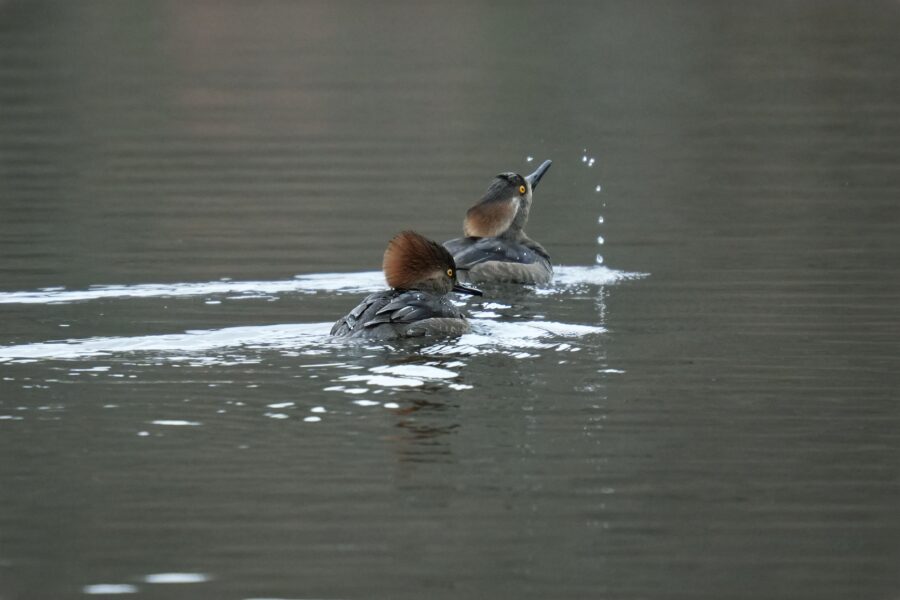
[446,268,454,277]
[519,185,526,194]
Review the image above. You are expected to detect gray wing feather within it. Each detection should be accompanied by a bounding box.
[444,237,548,269]
[366,292,440,327]
[333,290,463,336]
[331,292,392,336]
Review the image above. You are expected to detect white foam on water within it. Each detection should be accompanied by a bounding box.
[552,265,643,287]
[371,365,457,379]
[142,572,211,584]
[352,400,380,407]
[82,583,139,594]
[0,317,603,365]
[0,323,331,362]
[0,266,642,306]
[340,374,423,388]
[336,363,460,389]
[0,268,618,365]
[482,302,511,310]
[471,311,501,318]
[423,319,605,356]
[0,272,386,304]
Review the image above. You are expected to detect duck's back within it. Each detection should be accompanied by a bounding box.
[330,289,469,340]
[444,237,553,285]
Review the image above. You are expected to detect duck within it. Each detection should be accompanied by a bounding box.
[330,231,482,339]
[443,159,553,285]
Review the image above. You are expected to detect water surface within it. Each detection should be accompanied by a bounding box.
[2,2,900,599]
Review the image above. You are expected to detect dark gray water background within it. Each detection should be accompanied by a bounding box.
[1,2,899,599]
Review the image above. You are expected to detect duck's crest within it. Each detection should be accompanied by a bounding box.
[464,198,519,237]
[383,231,454,289]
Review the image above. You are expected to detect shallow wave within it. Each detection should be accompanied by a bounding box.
[0,323,331,362]
[0,272,387,304]
[0,266,644,305]
[0,319,602,364]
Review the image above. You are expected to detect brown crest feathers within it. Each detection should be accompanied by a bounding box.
[382,231,454,289]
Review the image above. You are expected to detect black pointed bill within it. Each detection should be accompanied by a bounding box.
[452,282,483,296]
[525,159,552,190]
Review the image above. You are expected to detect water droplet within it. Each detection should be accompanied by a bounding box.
[303,416,321,423]
[597,215,604,224]
[595,254,604,265]
[588,158,595,167]
[596,236,605,245]
[526,156,534,162]
[595,184,602,192]
[582,155,587,163]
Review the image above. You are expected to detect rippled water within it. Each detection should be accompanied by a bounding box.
[0,266,630,363]
[2,2,900,599]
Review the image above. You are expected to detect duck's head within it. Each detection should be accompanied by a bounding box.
[383,231,483,296]
[463,159,552,238]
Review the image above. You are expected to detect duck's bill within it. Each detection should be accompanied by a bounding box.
[452,282,483,296]
[525,159,552,190]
